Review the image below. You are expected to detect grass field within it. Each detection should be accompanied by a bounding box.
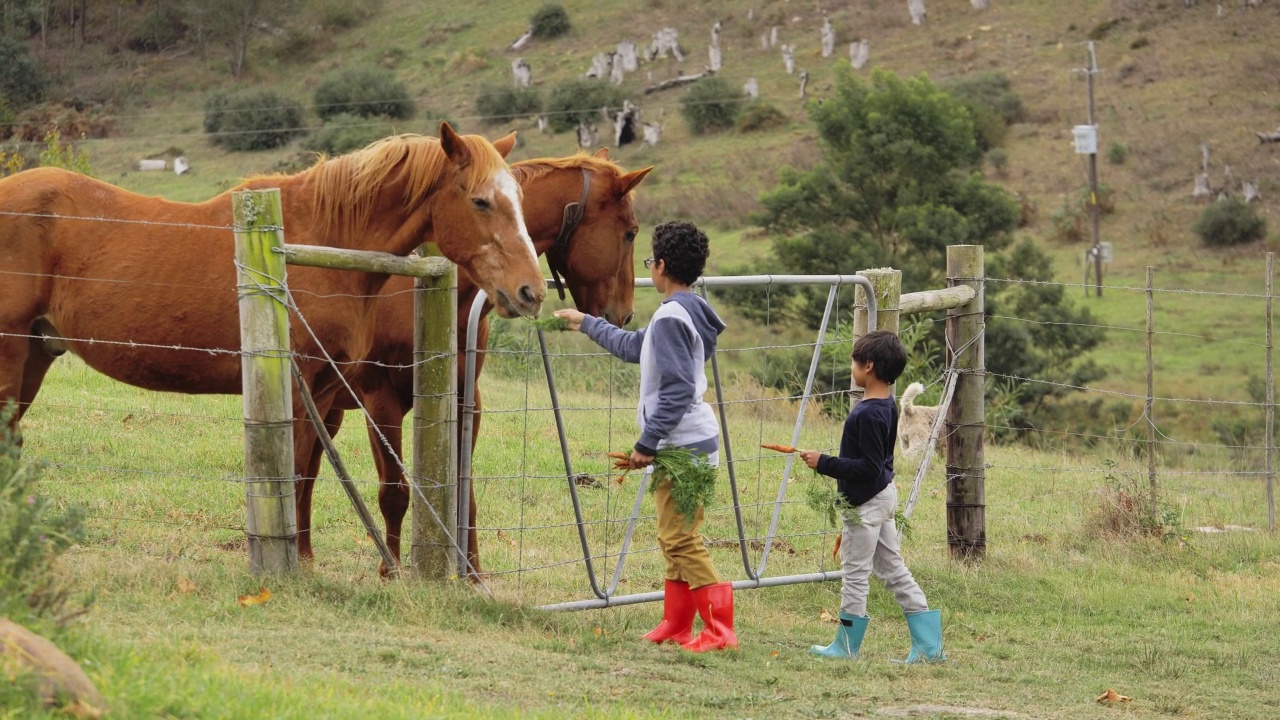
[8,348,1280,719]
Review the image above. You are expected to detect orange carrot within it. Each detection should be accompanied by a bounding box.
[607,452,630,460]
[832,534,842,559]
[761,443,797,454]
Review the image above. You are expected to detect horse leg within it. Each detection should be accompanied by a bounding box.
[13,334,59,435]
[292,371,344,562]
[366,388,409,577]
[464,385,484,579]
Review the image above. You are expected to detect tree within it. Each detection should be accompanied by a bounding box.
[723,66,1104,433]
[185,0,281,80]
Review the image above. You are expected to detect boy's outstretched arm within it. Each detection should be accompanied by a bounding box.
[555,308,645,362]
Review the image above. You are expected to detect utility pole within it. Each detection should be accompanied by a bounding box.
[1081,42,1103,298]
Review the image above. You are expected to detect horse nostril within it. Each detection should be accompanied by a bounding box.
[517,285,538,307]
[622,313,634,326]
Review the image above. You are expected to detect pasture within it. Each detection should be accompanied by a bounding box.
[12,347,1280,719]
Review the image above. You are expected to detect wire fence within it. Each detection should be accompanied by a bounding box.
[12,237,1276,605]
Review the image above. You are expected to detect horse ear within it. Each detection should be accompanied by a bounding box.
[439,121,471,168]
[492,131,518,158]
[593,147,611,160]
[617,166,654,196]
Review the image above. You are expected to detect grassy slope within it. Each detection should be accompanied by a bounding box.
[12,356,1280,719]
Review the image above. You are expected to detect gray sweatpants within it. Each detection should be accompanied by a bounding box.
[839,482,928,617]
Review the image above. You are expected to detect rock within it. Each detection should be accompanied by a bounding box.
[0,617,104,716]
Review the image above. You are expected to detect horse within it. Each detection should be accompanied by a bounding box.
[302,147,653,575]
[0,124,547,543]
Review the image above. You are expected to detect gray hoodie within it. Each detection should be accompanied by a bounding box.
[581,291,727,456]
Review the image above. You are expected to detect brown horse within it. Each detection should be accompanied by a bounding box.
[0,124,546,528]
[303,148,653,574]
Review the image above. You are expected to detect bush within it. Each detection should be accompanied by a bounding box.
[126,4,187,53]
[1,406,87,623]
[680,77,745,135]
[314,66,414,121]
[1107,141,1128,165]
[737,101,787,132]
[204,90,305,152]
[530,4,571,38]
[474,86,543,125]
[303,113,392,155]
[0,35,48,108]
[987,148,1009,176]
[1193,197,1267,247]
[546,80,622,133]
[944,72,1025,151]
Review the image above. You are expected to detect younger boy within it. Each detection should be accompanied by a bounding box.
[554,221,735,652]
[797,330,944,662]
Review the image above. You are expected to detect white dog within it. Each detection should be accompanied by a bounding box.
[898,382,942,458]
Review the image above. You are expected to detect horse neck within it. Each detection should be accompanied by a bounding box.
[521,167,591,257]
[293,172,432,258]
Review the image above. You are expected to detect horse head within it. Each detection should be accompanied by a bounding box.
[434,123,545,318]
[513,146,653,327]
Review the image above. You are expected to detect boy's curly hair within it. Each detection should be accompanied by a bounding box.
[852,330,907,384]
[651,221,709,286]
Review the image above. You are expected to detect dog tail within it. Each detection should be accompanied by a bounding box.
[901,382,926,409]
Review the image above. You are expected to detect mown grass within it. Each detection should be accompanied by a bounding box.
[9,342,1280,719]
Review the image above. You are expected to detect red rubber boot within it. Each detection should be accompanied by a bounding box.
[642,579,695,645]
[681,582,738,652]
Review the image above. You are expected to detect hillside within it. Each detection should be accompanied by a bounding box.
[13,0,1280,433]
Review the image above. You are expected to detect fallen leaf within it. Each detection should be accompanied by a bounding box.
[593,626,603,636]
[770,650,780,658]
[818,609,838,624]
[1096,688,1132,704]
[496,529,517,548]
[237,587,272,608]
[1185,592,1195,603]
[176,576,196,594]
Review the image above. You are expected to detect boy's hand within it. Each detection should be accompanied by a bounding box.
[630,449,655,469]
[798,449,821,470]
[552,308,586,331]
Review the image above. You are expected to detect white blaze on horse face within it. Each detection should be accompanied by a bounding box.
[493,169,537,262]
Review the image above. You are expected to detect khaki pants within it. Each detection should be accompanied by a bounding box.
[839,482,928,617]
[653,477,721,590]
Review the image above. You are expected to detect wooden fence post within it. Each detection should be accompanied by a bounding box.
[945,245,985,559]
[1146,266,1158,525]
[851,268,902,408]
[1266,252,1274,532]
[410,242,459,578]
[233,189,298,574]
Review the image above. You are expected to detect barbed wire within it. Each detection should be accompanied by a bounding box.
[986,371,1267,407]
[987,276,1273,300]
[988,314,1269,348]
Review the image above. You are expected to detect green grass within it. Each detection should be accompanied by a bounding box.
[9,351,1280,719]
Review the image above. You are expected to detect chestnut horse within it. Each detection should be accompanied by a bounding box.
[304,148,652,575]
[0,124,546,535]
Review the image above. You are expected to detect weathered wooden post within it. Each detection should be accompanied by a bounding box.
[851,268,902,408]
[233,188,298,574]
[410,242,459,578]
[945,245,985,559]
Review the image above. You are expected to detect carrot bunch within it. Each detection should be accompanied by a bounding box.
[761,443,797,454]
[607,451,635,484]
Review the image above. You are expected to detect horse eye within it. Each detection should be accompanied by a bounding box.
[472,197,490,210]
[624,229,637,243]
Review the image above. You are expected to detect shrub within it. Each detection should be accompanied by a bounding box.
[126,4,187,53]
[474,86,543,125]
[38,129,92,176]
[1107,141,1127,165]
[1193,197,1267,247]
[1,405,87,624]
[303,113,392,155]
[987,148,1009,177]
[944,72,1025,150]
[204,90,305,151]
[530,4,571,38]
[0,35,48,107]
[314,66,415,120]
[1049,193,1086,244]
[680,77,745,135]
[546,79,622,133]
[737,101,787,132]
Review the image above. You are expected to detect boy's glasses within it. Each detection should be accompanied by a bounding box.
[643,257,657,269]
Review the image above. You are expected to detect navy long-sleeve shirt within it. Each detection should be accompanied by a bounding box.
[816,397,897,507]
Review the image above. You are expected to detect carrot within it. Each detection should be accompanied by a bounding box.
[760,443,797,454]
[832,534,842,559]
[607,452,631,460]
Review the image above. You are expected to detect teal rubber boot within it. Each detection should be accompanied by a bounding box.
[809,612,869,658]
[897,609,946,663]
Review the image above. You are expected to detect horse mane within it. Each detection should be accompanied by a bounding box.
[249,133,509,238]
[512,153,631,196]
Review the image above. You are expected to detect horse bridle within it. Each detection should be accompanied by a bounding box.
[547,169,591,301]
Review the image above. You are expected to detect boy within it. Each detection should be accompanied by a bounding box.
[797,330,944,662]
[554,221,735,652]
